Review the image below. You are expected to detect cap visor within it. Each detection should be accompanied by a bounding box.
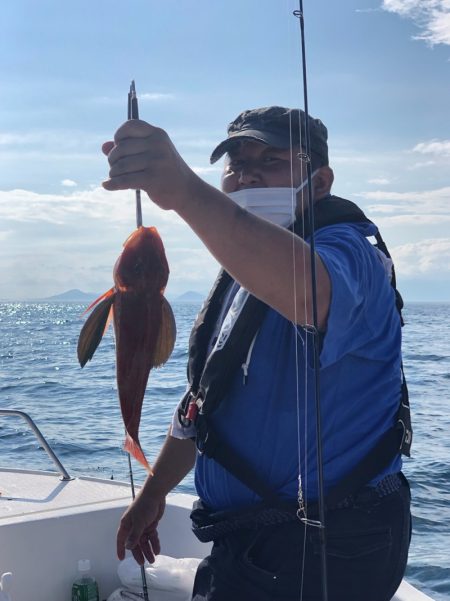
[209,130,293,164]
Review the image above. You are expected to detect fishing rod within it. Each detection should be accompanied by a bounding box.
[293,3,329,601]
[128,80,143,228]
[125,80,150,601]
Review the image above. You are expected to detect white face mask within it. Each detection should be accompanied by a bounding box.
[227,170,319,227]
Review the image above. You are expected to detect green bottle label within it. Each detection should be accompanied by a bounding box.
[72,581,99,601]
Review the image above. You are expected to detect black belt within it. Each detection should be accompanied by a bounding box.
[191,473,404,543]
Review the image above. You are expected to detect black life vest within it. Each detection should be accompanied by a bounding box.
[178,195,412,506]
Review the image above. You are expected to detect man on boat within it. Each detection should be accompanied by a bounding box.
[102,106,412,601]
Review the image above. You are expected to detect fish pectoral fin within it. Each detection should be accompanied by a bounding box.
[152,296,177,368]
[83,287,115,315]
[77,293,115,367]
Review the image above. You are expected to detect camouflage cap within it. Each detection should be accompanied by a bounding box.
[210,106,329,165]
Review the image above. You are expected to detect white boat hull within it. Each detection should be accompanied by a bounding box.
[0,469,433,601]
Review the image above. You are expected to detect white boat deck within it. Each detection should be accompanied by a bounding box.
[0,468,132,523]
[0,468,434,601]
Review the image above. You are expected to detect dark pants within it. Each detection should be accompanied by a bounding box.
[192,476,411,601]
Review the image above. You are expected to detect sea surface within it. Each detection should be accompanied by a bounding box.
[0,301,449,599]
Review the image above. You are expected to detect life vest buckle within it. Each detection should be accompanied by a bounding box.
[186,394,204,422]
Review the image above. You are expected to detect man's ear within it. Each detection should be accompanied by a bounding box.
[313,166,334,200]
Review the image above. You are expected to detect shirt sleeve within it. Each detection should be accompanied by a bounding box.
[314,223,389,367]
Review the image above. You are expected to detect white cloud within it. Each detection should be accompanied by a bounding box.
[356,186,450,225]
[412,139,450,155]
[175,137,221,150]
[1,181,447,300]
[374,213,450,225]
[367,177,391,185]
[0,186,217,299]
[0,130,103,148]
[0,229,13,241]
[366,204,402,213]
[0,187,185,226]
[91,92,175,106]
[191,166,222,175]
[0,129,105,165]
[357,185,450,205]
[406,160,436,170]
[167,248,219,288]
[382,1,450,46]
[140,93,175,102]
[331,155,372,164]
[391,238,450,274]
[0,132,41,146]
[61,179,77,187]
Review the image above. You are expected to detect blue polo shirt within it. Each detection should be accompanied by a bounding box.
[194,222,403,511]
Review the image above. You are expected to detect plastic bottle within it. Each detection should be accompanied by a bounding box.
[71,560,99,601]
[0,572,12,601]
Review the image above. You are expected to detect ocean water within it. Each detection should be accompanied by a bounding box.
[0,300,449,600]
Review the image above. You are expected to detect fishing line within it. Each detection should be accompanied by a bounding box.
[293,3,329,601]
[288,110,308,601]
[294,46,310,529]
[125,81,150,601]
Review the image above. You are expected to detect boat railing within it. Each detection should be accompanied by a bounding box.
[0,409,72,481]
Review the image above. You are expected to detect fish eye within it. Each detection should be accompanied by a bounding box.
[133,258,145,274]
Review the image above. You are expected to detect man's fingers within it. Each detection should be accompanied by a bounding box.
[131,546,146,566]
[149,529,161,556]
[116,513,144,559]
[117,520,130,560]
[109,154,151,179]
[107,137,153,167]
[102,170,148,192]
[114,119,158,144]
[102,141,114,156]
[140,538,156,564]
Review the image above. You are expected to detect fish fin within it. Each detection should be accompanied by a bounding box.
[77,293,115,367]
[83,287,115,315]
[152,296,177,368]
[102,303,114,335]
[124,433,152,474]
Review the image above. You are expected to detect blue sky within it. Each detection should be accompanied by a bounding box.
[0,0,449,301]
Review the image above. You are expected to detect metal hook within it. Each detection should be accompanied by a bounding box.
[297,152,310,163]
[300,517,325,529]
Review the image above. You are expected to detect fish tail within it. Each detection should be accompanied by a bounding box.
[123,433,152,474]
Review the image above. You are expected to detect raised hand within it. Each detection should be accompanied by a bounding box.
[102,120,199,212]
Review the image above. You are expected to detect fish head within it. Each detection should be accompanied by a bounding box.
[113,226,169,293]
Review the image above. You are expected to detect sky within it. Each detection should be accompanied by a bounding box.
[0,0,449,301]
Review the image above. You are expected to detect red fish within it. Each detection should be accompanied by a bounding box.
[77,226,176,472]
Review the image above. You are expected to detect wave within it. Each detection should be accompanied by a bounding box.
[1,300,449,597]
[406,565,450,601]
[405,354,446,362]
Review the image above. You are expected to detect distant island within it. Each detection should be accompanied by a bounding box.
[38,289,205,303]
[175,291,204,302]
[45,289,98,302]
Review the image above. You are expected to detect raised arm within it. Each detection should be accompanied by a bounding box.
[102,120,331,329]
